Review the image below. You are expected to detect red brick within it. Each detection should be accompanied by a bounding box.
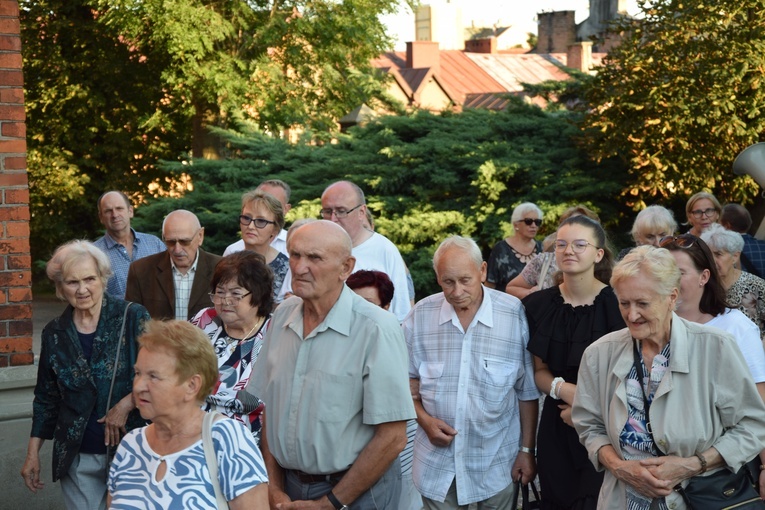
[0,303,30,320]
[0,35,20,51]
[0,321,7,336]
[0,88,23,104]
[0,336,31,352]
[0,18,20,35]
[1,121,25,137]
[7,254,30,269]
[8,319,32,336]
[0,69,22,86]
[0,239,28,255]
[8,287,30,302]
[6,221,29,238]
[0,138,25,152]
[0,52,21,69]
[0,206,29,221]
[4,187,28,204]
[0,289,5,304]
[0,270,30,286]
[10,352,33,366]
[0,2,20,17]
[0,355,8,368]
[3,156,26,170]
[0,103,22,120]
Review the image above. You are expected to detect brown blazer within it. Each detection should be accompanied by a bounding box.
[125,249,221,320]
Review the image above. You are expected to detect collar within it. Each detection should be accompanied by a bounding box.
[101,228,138,249]
[171,250,200,275]
[287,285,355,340]
[438,285,493,330]
[276,229,288,243]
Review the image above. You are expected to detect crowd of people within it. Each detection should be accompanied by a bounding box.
[19,181,765,510]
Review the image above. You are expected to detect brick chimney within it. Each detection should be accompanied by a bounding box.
[406,41,440,73]
[536,11,576,53]
[464,38,497,54]
[567,41,593,73]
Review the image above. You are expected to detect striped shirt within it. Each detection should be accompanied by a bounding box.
[172,253,198,321]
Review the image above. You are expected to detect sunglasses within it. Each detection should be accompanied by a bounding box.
[659,234,697,249]
[519,218,543,226]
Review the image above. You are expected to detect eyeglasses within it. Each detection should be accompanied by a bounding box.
[239,215,276,229]
[209,291,252,304]
[163,229,201,247]
[689,208,718,219]
[659,234,697,249]
[319,204,363,219]
[519,218,542,226]
[554,239,600,253]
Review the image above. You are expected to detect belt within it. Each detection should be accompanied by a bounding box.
[290,468,349,485]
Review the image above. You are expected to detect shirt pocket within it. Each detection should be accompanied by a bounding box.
[479,358,518,415]
[418,362,444,405]
[304,371,357,424]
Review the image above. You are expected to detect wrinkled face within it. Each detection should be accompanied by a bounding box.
[636,228,671,247]
[614,273,676,344]
[163,215,203,272]
[132,347,188,422]
[98,192,133,235]
[687,198,719,233]
[710,247,738,280]
[289,227,353,302]
[240,201,279,250]
[61,257,105,313]
[514,214,541,240]
[320,184,366,240]
[212,279,259,330]
[436,248,486,314]
[670,250,708,311]
[352,285,385,309]
[554,223,604,276]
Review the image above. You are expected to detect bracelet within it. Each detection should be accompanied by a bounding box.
[519,446,536,456]
[550,377,565,400]
[695,452,707,474]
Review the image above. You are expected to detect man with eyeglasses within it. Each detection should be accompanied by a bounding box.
[321,180,412,321]
[125,210,221,320]
[93,191,165,299]
[224,179,292,257]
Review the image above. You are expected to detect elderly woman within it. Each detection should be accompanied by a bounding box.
[346,269,395,310]
[108,320,268,508]
[487,202,543,292]
[21,240,150,509]
[701,223,765,337]
[617,206,677,259]
[572,245,765,509]
[190,250,273,443]
[685,191,721,237]
[238,189,288,301]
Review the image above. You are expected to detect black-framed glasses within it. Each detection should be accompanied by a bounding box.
[239,215,276,229]
[163,229,201,247]
[554,239,600,253]
[519,218,543,226]
[319,204,363,219]
[659,234,697,249]
[209,291,252,304]
[689,207,718,219]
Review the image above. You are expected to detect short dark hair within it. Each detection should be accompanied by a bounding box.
[211,251,274,315]
[720,203,752,233]
[346,270,395,309]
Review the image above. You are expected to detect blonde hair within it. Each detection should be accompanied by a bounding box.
[611,245,680,298]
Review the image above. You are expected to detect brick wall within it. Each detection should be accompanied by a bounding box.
[0,0,32,368]
[536,11,577,54]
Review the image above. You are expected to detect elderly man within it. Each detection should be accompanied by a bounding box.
[92,191,164,299]
[247,220,415,509]
[224,179,291,256]
[405,236,540,509]
[125,210,221,320]
[721,203,765,278]
[321,180,411,321]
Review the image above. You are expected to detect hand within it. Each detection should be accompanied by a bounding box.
[422,416,458,447]
[558,404,574,427]
[98,394,133,447]
[276,496,333,509]
[611,458,673,498]
[759,469,765,500]
[512,451,537,484]
[270,486,292,508]
[640,456,699,489]
[20,455,44,493]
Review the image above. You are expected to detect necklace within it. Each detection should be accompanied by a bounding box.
[225,316,265,345]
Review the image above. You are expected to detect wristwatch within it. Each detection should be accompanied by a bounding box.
[326,491,349,510]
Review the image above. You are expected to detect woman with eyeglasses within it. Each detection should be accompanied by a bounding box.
[486,202,544,293]
[685,191,721,237]
[238,189,288,302]
[190,250,274,444]
[522,215,625,510]
[701,223,765,338]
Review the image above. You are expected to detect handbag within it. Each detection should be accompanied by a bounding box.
[202,411,229,510]
[511,479,541,509]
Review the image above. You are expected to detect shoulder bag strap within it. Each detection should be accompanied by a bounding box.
[202,412,229,509]
[105,302,131,460]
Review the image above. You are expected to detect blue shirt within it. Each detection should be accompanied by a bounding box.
[94,229,165,299]
[742,234,765,278]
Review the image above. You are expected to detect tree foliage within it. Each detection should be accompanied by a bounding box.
[582,0,765,209]
[134,103,630,298]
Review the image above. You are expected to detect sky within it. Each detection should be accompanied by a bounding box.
[382,0,640,50]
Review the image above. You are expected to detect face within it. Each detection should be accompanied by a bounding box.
[614,273,677,344]
[353,285,385,309]
[61,257,105,313]
[514,214,541,240]
[436,247,486,314]
[670,250,708,310]
[289,226,355,302]
[711,247,738,279]
[98,192,133,235]
[554,223,604,276]
[636,228,671,247]
[133,347,196,423]
[258,184,291,214]
[213,279,259,329]
[241,201,279,250]
[687,198,719,233]
[320,183,366,240]
[163,214,203,272]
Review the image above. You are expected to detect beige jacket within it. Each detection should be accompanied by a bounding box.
[572,314,765,510]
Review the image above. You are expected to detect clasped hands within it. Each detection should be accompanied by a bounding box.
[614,455,698,499]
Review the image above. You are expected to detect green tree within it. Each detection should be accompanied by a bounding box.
[582,0,765,209]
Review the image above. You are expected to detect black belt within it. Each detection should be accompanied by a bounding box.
[290,468,349,485]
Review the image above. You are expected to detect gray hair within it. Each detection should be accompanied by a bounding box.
[631,205,677,243]
[700,223,744,254]
[257,179,291,202]
[611,245,680,299]
[511,202,543,223]
[46,240,113,300]
[433,236,483,272]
